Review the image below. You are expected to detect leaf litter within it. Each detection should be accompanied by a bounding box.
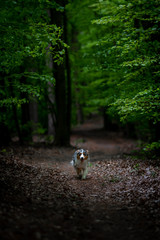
[0,128,160,240]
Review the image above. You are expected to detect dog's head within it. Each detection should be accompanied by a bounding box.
[76,149,89,162]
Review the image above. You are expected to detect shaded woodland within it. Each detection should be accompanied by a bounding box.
[1,0,160,153]
[0,1,160,240]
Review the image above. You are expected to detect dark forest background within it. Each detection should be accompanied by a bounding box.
[0,0,160,156]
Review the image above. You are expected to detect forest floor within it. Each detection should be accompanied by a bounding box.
[0,119,160,240]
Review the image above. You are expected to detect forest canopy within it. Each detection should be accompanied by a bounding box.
[68,0,160,153]
[0,0,160,153]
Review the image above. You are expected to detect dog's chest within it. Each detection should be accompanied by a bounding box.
[75,159,88,168]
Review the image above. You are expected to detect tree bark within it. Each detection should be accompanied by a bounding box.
[64,10,71,136]
[9,80,23,144]
[50,3,70,146]
[0,75,11,146]
[20,74,32,142]
[54,62,69,146]
[46,51,56,135]
[47,10,56,135]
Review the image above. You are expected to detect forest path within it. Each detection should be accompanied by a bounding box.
[20,119,158,240]
[0,119,159,240]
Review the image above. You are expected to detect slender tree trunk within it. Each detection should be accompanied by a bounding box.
[9,80,23,144]
[29,99,38,130]
[0,75,11,146]
[0,122,10,146]
[47,10,56,135]
[13,104,23,143]
[70,23,83,125]
[103,109,110,131]
[76,100,84,124]
[47,52,56,135]
[20,74,32,142]
[64,10,71,135]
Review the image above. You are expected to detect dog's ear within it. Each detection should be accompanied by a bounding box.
[86,150,89,155]
[76,149,80,155]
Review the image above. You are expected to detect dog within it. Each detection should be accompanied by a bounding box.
[71,149,90,180]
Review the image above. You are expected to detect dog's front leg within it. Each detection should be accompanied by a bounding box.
[82,167,88,180]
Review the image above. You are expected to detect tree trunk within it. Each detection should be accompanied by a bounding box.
[103,109,110,131]
[64,10,71,135]
[9,80,23,144]
[20,74,32,142]
[0,75,11,145]
[47,10,56,135]
[50,3,70,146]
[54,62,69,146]
[0,122,10,146]
[70,22,83,125]
[47,52,56,135]
[29,99,38,136]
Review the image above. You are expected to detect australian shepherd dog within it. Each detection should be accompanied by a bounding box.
[71,149,90,180]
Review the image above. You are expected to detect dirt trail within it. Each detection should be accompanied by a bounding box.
[0,120,159,240]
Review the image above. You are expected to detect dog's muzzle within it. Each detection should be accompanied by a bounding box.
[80,157,84,162]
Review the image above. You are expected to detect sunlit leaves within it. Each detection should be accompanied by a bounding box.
[89,0,160,127]
[0,98,27,108]
[112,88,160,123]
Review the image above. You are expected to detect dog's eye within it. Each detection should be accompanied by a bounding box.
[84,152,88,156]
[77,152,81,156]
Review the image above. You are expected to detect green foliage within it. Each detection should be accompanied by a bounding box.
[68,0,160,145]
[0,0,66,106]
[133,140,160,159]
[32,122,47,135]
[90,0,160,124]
[144,141,160,152]
[111,87,160,123]
[0,0,67,140]
[1,149,7,153]
[44,135,54,145]
[1,0,160,147]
